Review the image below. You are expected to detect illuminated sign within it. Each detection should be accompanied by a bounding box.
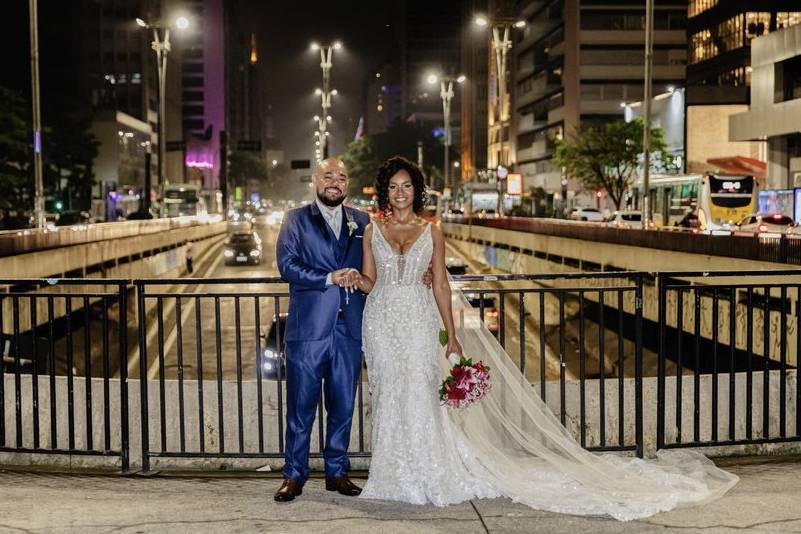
[506,173,523,195]
[721,181,741,191]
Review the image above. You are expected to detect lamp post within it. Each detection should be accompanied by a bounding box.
[136,15,189,212]
[29,0,44,228]
[475,15,526,169]
[641,0,654,228]
[310,41,341,158]
[427,73,466,189]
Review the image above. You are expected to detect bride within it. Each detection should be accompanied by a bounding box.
[348,156,737,521]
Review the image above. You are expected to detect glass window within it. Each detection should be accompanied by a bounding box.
[689,0,718,18]
[690,29,714,64]
[777,12,801,29]
[745,12,771,41]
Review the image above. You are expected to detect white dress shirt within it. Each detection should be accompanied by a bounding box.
[316,200,344,286]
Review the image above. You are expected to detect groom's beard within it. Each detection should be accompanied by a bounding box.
[317,190,346,207]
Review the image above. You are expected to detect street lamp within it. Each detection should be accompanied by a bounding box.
[135,15,190,214]
[427,73,465,189]
[475,15,526,168]
[29,0,45,228]
[310,41,342,158]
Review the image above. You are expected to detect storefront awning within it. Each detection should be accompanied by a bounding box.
[706,156,766,179]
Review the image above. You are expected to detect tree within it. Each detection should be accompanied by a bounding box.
[340,120,451,199]
[0,86,32,212]
[553,118,674,210]
[341,136,380,197]
[44,111,99,210]
[228,151,270,185]
[0,86,99,214]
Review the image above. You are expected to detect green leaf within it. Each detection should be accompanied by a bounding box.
[439,329,449,347]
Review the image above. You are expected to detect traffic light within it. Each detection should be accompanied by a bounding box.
[54,200,64,211]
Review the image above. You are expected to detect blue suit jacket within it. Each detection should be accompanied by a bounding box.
[276,203,371,342]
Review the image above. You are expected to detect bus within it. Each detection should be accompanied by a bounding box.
[631,173,759,231]
[161,183,208,218]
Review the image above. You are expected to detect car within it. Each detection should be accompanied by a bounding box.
[475,209,498,219]
[259,315,287,380]
[606,210,643,229]
[252,208,269,227]
[55,210,91,227]
[445,256,467,275]
[676,210,700,230]
[568,207,605,222]
[0,214,33,230]
[126,209,154,220]
[223,231,263,265]
[266,210,285,226]
[465,295,499,335]
[442,208,464,221]
[734,213,796,237]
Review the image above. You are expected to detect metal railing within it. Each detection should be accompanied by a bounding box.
[656,270,801,450]
[453,217,801,265]
[0,279,129,470]
[1,271,799,472]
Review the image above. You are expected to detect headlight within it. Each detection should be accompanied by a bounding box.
[250,249,261,257]
[224,250,234,257]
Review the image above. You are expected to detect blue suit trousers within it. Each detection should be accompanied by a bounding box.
[282,319,362,483]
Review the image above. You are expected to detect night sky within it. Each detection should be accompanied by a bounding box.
[250,1,401,160]
[0,1,402,162]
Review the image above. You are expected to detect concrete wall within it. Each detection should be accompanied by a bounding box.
[0,221,226,280]
[443,222,801,365]
[2,369,798,471]
[0,231,225,335]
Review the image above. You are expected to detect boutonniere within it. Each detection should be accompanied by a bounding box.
[347,220,358,236]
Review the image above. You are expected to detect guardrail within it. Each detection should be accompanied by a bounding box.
[452,217,801,265]
[656,270,801,451]
[0,271,799,471]
[0,215,224,258]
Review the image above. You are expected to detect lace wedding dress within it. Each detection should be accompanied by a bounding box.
[360,222,737,521]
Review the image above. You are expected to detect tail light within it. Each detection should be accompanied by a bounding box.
[485,309,499,331]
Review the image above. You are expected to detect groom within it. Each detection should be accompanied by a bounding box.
[274,158,370,502]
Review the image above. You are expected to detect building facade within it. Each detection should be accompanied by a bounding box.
[730,24,801,189]
[460,0,489,182]
[512,0,686,207]
[176,0,225,191]
[686,2,799,175]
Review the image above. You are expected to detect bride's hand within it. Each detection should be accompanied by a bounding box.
[445,337,463,359]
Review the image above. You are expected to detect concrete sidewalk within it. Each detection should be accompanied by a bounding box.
[1,457,800,533]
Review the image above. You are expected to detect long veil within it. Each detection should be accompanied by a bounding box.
[445,285,738,521]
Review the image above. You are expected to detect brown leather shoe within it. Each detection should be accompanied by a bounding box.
[274,478,303,502]
[325,475,362,496]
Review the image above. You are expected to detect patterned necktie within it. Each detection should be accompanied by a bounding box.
[325,207,341,237]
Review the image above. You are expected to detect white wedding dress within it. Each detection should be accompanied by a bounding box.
[360,222,738,521]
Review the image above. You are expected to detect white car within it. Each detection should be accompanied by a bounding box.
[569,207,605,222]
[733,213,795,237]
[606,210,643,229]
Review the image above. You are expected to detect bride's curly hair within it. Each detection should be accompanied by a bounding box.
[375,156,428,215]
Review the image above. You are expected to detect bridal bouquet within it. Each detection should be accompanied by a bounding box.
[438,334,492,409]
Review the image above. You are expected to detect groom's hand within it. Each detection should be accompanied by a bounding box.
[331,268,353,286]
[422,260,433,288]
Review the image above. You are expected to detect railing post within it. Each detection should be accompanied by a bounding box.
[119,282,130,472]
[635,274,644,458]
[656,273,666,452]
[136,282,150,473]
